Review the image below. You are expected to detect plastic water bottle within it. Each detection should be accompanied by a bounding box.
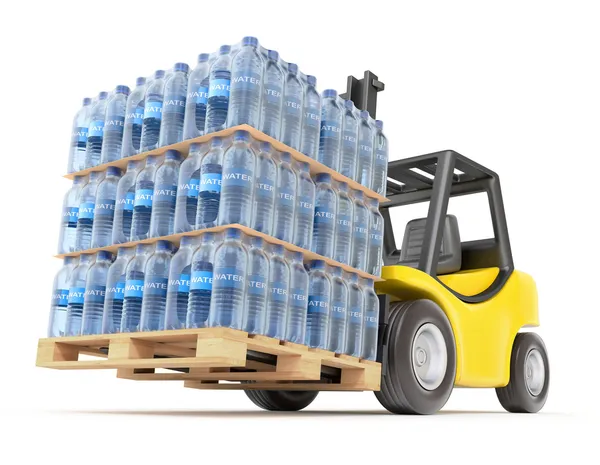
[292,162,315,250]
[205,45,232,133]
[259,50,284,139]
[68,98,92,173]
[218,130,256,227]
[251,142,276,235]
[196,137,224,229]
[357,111,375,189]
[318,89,342,170]
[121,243,154,332]
[65,253,96,336]
[187,233,217,328]
[85,92,109,168]
[243,236,269,335]
[286,251,309,343]
[112,160,144,244]
[340,100,358,180]
[121,77,146,158]
[366,198,384,276]
[328,266,348,353]
[81,250,113,335]
[281,63,303,151]
[140,70,166,152]
[48,256,78,337]
[149,150,182,237]
[174,142,208,233]
[311,173,337,258]
[165,236,200,329]
[102,246,135,334]
[183,54,210,140]
[140,240,173,331]
[159,63,189,146]
[265,244,290,339]
[300,75,320,159]
[361,278,379,361]
[350,190,370,271]
[372,120,388,197]
[75,171,104,251]
[228,36,263,128]
[345,272,364,357]
[333,181,353,265]
[208,228,248,329]
[306,260,331,349]
[100,85,130,164]
[131,155,163,241]
[91,167,121,248]
[273,152,297,243]
[58,175,87,254]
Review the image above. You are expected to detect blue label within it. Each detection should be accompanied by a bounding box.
[304,107,320,128]
[95,198,116,217]
[354,220,368,239]
[68,287,85,305]
[320,120,341,139]
[74,126,88,143]
[278,188,295,207]
[124,279,144,298]
[331,301,347,319]
[189,86,209,105]
[349,307,363,324]
[248,275,267,295]
[78,202,95,220]
[314,206,335,224]
[163,94,186,114]
[337,213,352,234]
[343,130,357,149]
[177,273,191,293]
[117,192,135,212]
[145,276,168,297]
[264,84,282,105]
[375,149,387,165]
[53,288,69,307]
[297,195,314,215]
[359,142,373,160]
[89,120,104,138]
[85,285,106,304]
[269,281,288,302]
[108,279,125,302]
[144,101,163,120]
[190,270,213,291]
[290,288,308,307]
[308,296,329,314]
[134,188,153,208]
[370,228,384,246]
[126,107,144,126]
[208,79,231,99]
[284,96,302,116]
[179,177,200,199]
[214,266,245,289]
[222,167,253,189]
[64,206,79,226]
[104,115,125,133]
[232,71,261,91]
[200,173,222,193]
[154,184,177,204]
[256,177,275,198]
[365,314,378,328]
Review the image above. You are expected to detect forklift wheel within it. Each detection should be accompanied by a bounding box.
[496,332,549,413]
[244,389,319,411]
[375,300,456,414]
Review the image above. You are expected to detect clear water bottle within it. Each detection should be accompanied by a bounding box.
[112,160,144,244]
[265,244,290,339]
[292,161,315,250]
[100,85,130,164]
[131,155,163,241]
[187,233,217,328]
[81,250,113,335]
[149,150,182,237]
[318,89,342,170]
[205,45,232,133]
[350,190,370,271]
[68,98,92,173]
[140,240,174,331]
[85,92,109,168]
[372,120,388,197]
[121,243,155,332]
[91,167,121,248]
[281,63,304,151]
[196,137,225,229]
[340,100,358,181]
[333,181,353,265]
[218,130,256,227]
[160,62,189,147]
[345,272,364,357]
[228,36,263,128]
[306,260,331,349]
[243,236,269,335]
[285,251,309,343]
[165,236,200,329]
[183,53,210,140]
[366,198,384,276]
[102,246,135,334]
[300,75,320,159]
[273,152,297,243]
[65,253,96,336]
[58,175,87,254]
[121,77,146,158]
[251,142,276,235]
[140,70,166,152]
[357,110,375,189]
[328,266,348,353]
[361,278,379,361]
[175,142,208,233]
[75,171,104,251]
[311,173,337,258]
[47,256,78,337]
[259,50,284,139]
[208,228,248,329]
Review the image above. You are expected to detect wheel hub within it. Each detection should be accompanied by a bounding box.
[525,348,545,396]
[411,323,448,391]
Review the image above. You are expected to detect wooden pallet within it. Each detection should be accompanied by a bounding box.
[36,328,381,391]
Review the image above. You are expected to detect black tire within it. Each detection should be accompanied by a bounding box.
[496,332,549,413]
[244,389,319,411]
[375,300,456,414]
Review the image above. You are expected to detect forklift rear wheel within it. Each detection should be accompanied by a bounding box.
[244,389,319,411]
[375,300,456,414]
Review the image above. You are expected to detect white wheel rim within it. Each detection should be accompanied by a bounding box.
[525,348,545,396]
[411,323,448,391]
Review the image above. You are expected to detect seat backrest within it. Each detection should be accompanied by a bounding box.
[399,215,462,275]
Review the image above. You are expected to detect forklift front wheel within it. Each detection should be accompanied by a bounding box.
[244,388,319,411]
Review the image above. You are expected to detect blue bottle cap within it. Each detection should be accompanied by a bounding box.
[88,170,103,181]
[219,45,231,54]
[348,272,359,283]
[331,266,343,277]
[135,243,152,254]
[165,149,182,161]
[198,53,210,63]
[323,89,337,98]
[360,110,370,119]
[97,91,108,100]
[267,50,279,61]
[307,75,317,87]
[259,141,272,152]
[106,166,121,177]
[127,159,143,170]
[353,190,365,200]
[280,152,292,164]
[375,120,383,130]
[315,173,332,183]
[180,236,195,247]
[288,63,298,74]
[174,62,189,73]
[225,228,242,240]
[136,77,146,87]
[80,253,95,263]
[337,181,349,192]
[251,236,264,247]
[271,244,285,255]
[310,260,327,270]
[211,137,223,147]
[202,232,215,242]
[97,250,112,261]
[73,175,86,183]
[233,130,250,142]
[156,240,172,252]
[117,246,135,256]
[154,70,165,79]
[64,256,78,265]
[292,251,304,262]
[147,155,162,165]
[344,100,355,110]
[115,85,130,95]
[242,36,259,47]
[368,197,379,208]
[364,277,374,286]
[82,97,92,105]
[298,161,310,173]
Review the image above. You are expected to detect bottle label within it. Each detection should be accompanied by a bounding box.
[354,218,368,239]
[144,101,163,120]
[359,142,373,160]
[117,192,135,212]
[208,79,231,99]
[200,173,222,193]
[375,149,387,165]
[214,266,245,289]
[248,275,267,295]
[126,107,145,126]
[108,279,125,302]
[304,107,320,128]
[74,126,88,144]
[174,273,191,293]
[52,288,69,307]
[154,184,177,204]
[68,287,85,305]
[95,198,116,217]
[64,206,79,227]
[264,84,282,105]
[190,270,213,291]
[314,206,335,224]
[222,167,252,189]
[284,96,302,116]
[88,120,104,138]
[370,222,384,245]
[85,285,106,304]
[337,213,352,234]
[134,189,154,208]
[297,195,314,216]
[308,296,329,314]
[189,86,209,105]
[78,202,95,220]
[179,177,201,199]
[145,276,168,297]
[278,188,295,207]
[256,177,275,198]
[104,115,125,133]
[232,71,261,91]
[124,279,144,298]
[365,314,378,328]
[320,120,341,139]
[290,287,308,307]
[349,306,363,324]
[269,281,288,302]
[331,301,347,319]
[343,130,357,149]
[163,94,186,115]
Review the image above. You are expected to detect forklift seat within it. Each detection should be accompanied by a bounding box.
[399,215,462,275]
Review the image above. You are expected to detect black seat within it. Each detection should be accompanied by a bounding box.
[399,215,462,274]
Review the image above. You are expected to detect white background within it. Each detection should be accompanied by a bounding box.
[1,0,598,462]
